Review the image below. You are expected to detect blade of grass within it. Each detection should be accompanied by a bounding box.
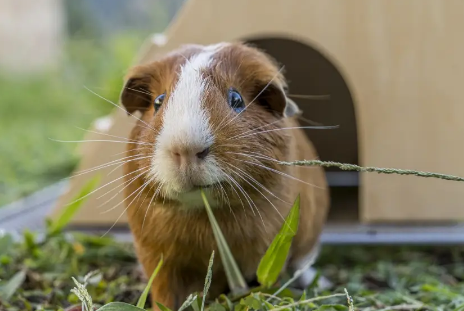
[280,159,464,182]
[0,234,13,256]
[48,174,102,236]
[136,255,163,308]
[97,302,146,310]
[201,251,215,311]
[200,189,248,295]
[271,293,346,311]
[156,302,174,311]
[257,194,300,287]
[0,270,26,301]
[178,294,198,311]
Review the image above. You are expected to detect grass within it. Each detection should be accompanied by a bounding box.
[3,185,464,311]
[0,34,142,207]
[3,228,464,310]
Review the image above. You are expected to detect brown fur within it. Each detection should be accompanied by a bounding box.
[119,42,330,309]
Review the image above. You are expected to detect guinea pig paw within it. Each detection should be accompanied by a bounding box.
[296,267,333,290]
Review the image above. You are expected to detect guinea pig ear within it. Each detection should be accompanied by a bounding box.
[257,80,301,118]
[284,97,303,118]
[119,68,153,115]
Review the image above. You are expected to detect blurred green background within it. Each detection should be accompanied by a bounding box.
[0,0,185,206]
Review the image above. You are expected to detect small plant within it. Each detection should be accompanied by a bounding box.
[256,194,301,288]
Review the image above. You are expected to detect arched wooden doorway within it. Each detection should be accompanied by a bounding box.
[245,37,359,223]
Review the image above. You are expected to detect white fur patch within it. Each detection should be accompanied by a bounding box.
[290,244,332,290]
[150,43,229,202]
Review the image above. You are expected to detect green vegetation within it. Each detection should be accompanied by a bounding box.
[0,0,185,207]
[0,34,142,206]
[2,186,464,310]
[3,218,464,310]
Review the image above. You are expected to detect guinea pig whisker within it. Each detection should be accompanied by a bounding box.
[94,167,152,205]
[232,168,294,234]
[212,172,232,213]
[232,125,340,140]
[211,167,237,216]
[131,179,153,216]
[222,155,290,205]
[50,138,152,146]
[96,168,151,206]
[74,126,147,144]
[79,154,151,179]
[217,66,285,132]
[133,180,156,220]
[142,183,164,233]
[215,166,248,216]
[224,162,291,230]
[66,156,149,181]
[64,165,151,208]
[217,159,259,217]
[136,179,160,221]
[67,154,147,180]
[231,173,267,229]
[110,147,153,157]
[125,86,154,97]
[219,166,257,217]
[141,183,159,233]
[297,115,324,127]
[236,158,325,190]
[100,172,152,215]
[83,86,158,134]
[243,151,320,170]
[225,151,279,163]
[287,94,331,100]
[100,175,152,238]
[225,119,284,141]
[106,155,153,176]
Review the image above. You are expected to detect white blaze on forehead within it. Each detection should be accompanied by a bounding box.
[151,43,229,197]
[157,43,227,148]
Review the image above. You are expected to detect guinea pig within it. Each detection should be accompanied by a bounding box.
[119,42,330,309]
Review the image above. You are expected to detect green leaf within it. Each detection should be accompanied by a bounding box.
[191,296,202,311]
[48,174,101,236]
[202,251,215,311]
[243,295,262,310]
[233,303,247,311]
[201,190,248,294]
[156,302,174,311]
[209,303,227,311]
[256,194,300,287]
[178,294,198,311]
[0,234,13,256]
[217,294,234,311]
[137,255,163,308]
[0,270,26,301]
[97,302,146,311]
[262,300,275,310]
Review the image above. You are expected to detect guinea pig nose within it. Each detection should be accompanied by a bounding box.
[196,147,210,160]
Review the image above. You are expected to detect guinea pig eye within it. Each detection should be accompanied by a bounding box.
[154,93,166,112]
[227,88,245,112]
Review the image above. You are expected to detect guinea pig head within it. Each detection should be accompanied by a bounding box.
[119,42,300,207]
